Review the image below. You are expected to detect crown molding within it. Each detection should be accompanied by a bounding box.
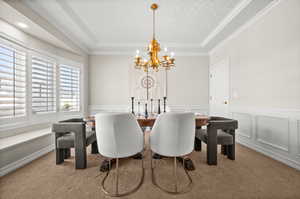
[89,42,208,56]
[6,0,90,54]
[90,50,208,56]
[209,0,282,55]
[95,42,203,48]
[201,0,253,48]
[55,0,98,43]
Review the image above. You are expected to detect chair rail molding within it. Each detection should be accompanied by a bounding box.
[230,106,300,170]
[89,105,209,115]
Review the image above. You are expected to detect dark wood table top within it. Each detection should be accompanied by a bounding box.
[86,114,209,128]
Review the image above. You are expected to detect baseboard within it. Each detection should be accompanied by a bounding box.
[0,144,55,177]
[237,138,300,171]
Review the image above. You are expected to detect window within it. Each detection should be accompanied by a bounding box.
[59,64,80,112]
[31,56,56,114]
[0,43,26,119]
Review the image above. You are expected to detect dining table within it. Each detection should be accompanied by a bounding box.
[86,114,215,171]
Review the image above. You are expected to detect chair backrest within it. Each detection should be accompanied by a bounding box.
[95,113,144,158]
[150,112,195,157]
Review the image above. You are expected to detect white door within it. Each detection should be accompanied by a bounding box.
[209,59,229,117]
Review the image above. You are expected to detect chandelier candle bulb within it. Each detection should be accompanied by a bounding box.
[170,52,175,58]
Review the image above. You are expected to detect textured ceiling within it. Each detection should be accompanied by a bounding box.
[17,0,275,54]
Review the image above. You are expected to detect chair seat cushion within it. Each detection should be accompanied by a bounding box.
[56,131,96,149]
[195,129,233,145]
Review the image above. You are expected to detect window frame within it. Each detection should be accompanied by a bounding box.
[0,36,84,132]
[0,37,28,125]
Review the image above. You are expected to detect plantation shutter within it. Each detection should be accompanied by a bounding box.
[59,64,80,111]
[0,43,26,119]
[31,56,56,114]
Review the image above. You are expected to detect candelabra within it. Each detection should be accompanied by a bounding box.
[163,96,167,113]
[145,103,148,119]
[131,97,135,114]
[158,99,161,114]
[137,101,141,116]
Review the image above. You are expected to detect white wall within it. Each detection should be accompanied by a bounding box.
[89,54,209,113]
[210,0,300,109]
[210,0,300,170]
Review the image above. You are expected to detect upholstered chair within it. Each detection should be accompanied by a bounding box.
[52,118,98,169]
[150,112,195,194]
[195,116,238,164]
[95,113,144,197]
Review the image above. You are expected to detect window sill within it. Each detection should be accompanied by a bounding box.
[0,112,83,138]
[0,128,52,151]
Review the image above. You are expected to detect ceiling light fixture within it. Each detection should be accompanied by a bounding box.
[16,22,28,29]
[134,3,175,72]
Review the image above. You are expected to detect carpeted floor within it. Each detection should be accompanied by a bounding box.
[1,133,300,199]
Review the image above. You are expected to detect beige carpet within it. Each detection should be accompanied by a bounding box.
[1,134,300,199]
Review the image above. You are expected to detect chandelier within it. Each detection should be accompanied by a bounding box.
[134,3,175,72]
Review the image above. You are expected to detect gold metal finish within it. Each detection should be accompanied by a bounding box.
[150,151,193,194]
[151,3,158,10]
[134,4,175,72]
[101,155,145,197]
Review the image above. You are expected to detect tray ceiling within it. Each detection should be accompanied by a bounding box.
[8,0,275,54]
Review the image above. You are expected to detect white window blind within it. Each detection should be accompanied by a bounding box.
[59,64,80,112]
[32,56,56,114]
[0,43,26,119]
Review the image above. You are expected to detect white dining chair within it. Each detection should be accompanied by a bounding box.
[150,112,195,194]
[95,113,144,197]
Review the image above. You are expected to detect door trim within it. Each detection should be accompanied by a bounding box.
[209,57,231,116]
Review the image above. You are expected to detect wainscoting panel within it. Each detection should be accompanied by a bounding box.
[298,120,300,157]
[232,112,252,139]
[255,115,289,152]
[231,107,300,170]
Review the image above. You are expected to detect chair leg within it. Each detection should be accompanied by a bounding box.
[64,148,71,159]
[151,151,193,194]
[56,148,64,164]
[75,147,87,169]
[207,127,218,165]
[91,141,98,154]
[194,138,202,151]
[227,144,235,160]
[221,145,227,155]
[100,156,144,197]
